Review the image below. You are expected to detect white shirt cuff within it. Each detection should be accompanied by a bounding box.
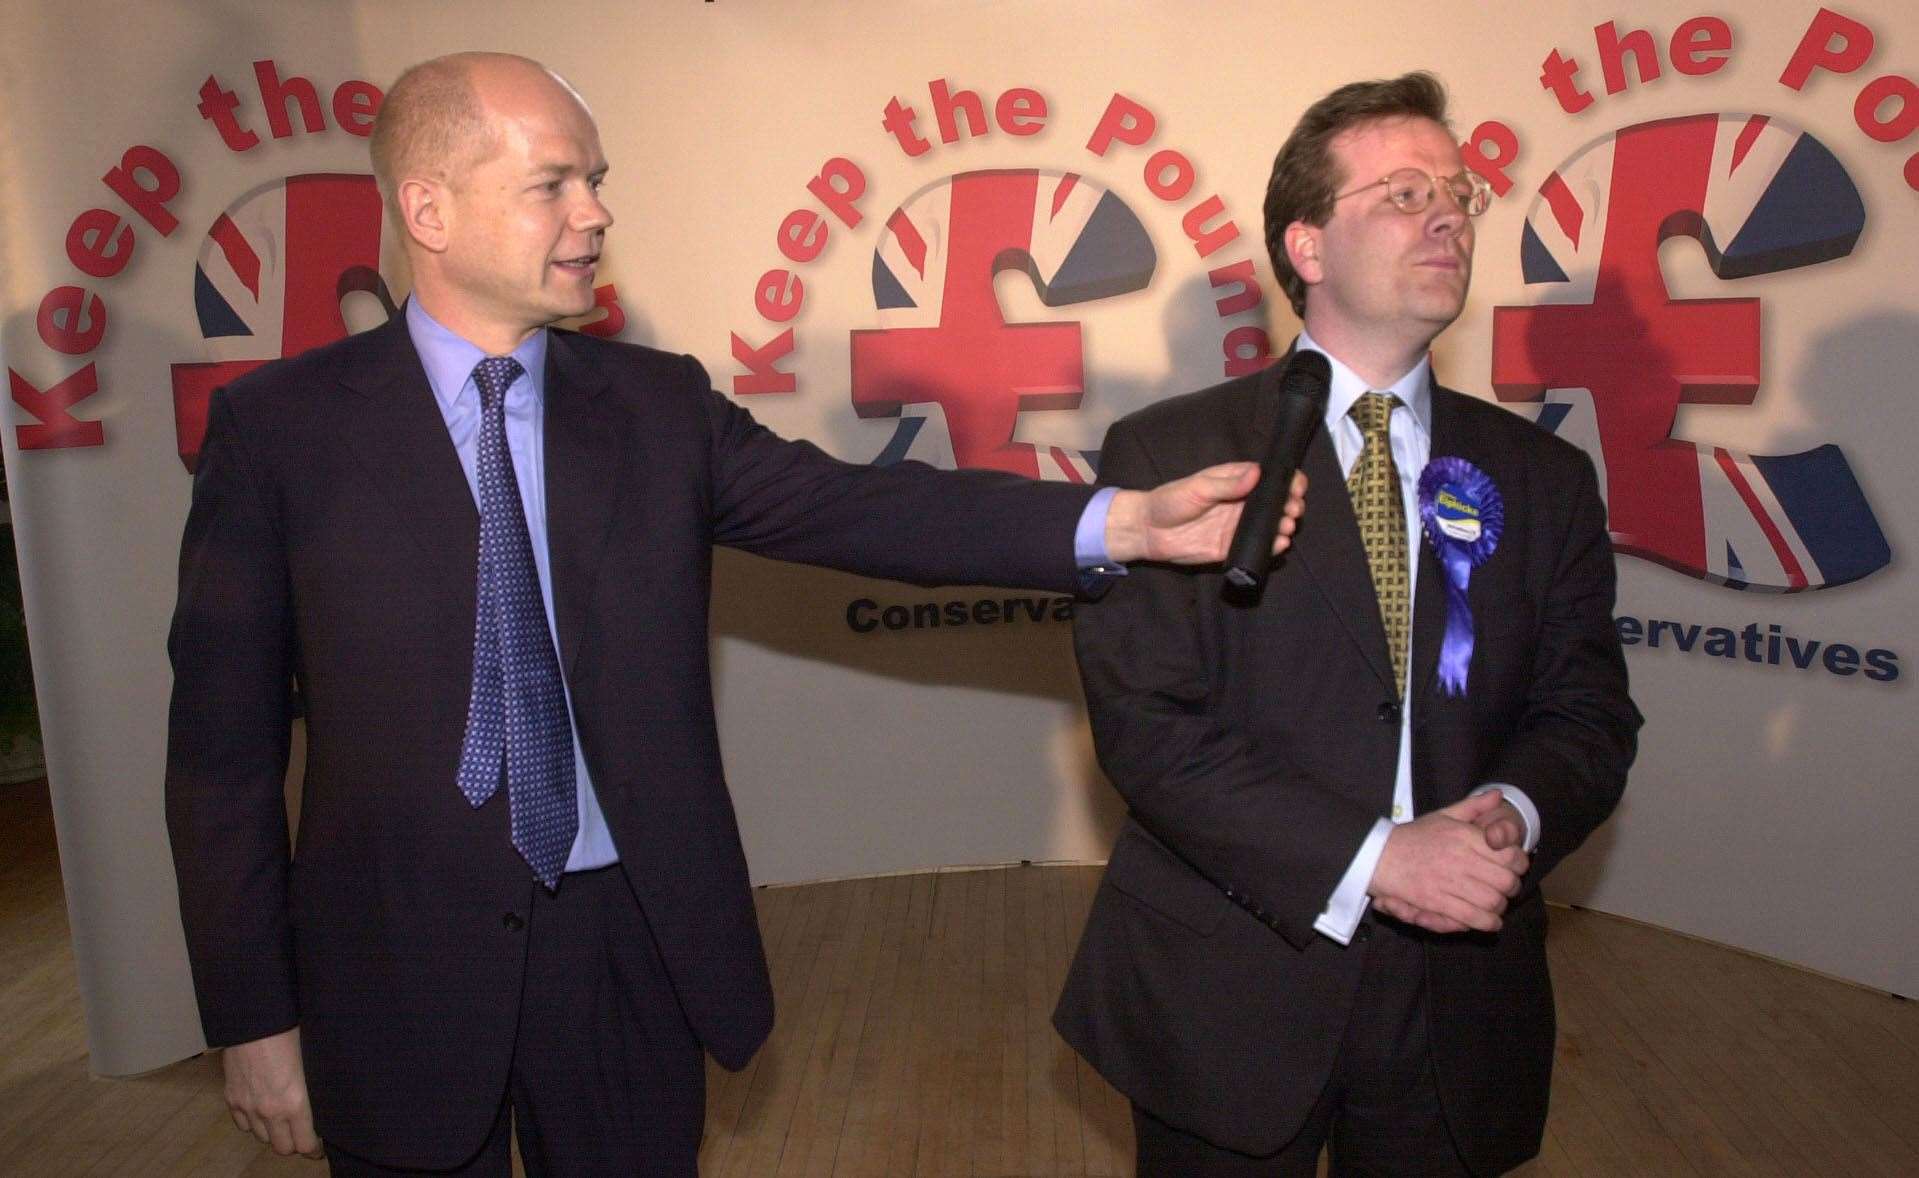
[1471,783,1541,852]
[1314,818,1394,944]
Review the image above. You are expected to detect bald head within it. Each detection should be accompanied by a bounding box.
[370,52,590,222]
[371,51,611,351]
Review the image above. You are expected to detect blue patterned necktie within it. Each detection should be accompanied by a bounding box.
[455,355,577,888]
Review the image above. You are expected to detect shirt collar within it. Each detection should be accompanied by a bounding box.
[1294,328,1432,436]
[404,298,548,414]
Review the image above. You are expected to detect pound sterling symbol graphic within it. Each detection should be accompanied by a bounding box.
[171,173,396,472]
[1491,113,1888,591]
[850,169,1155,481]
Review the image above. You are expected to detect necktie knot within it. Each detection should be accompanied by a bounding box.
[473,356,525,413]
[1349,391,1400,440]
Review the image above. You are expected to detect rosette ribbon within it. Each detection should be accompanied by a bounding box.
[1417,457,1503,696]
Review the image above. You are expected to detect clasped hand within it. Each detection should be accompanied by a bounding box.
[1369,791,1531,934]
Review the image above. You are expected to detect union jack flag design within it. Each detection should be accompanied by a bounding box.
[174,173,394,469]
[1492,114,1888,591]
[851,169,1155,480]
[192,173,395,359]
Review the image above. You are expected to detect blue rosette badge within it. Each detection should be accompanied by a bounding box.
[1417,458,1504,696]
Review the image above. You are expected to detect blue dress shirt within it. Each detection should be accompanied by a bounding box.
[407,300,619,871]
[405,300,1120,872]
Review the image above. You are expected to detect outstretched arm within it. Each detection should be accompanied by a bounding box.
[1103,462,1307,566]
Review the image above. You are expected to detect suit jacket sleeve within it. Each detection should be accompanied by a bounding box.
[1478,449,1639,883]
[1074,416,1385,950]
[692,356,1096,594]
[164,388,300,1047]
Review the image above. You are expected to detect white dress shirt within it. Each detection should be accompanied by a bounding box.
[1293,331,1541,944]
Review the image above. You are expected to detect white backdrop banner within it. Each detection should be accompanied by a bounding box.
[2,1,1912,1074]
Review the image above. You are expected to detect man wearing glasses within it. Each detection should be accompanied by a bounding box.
[1055,73,1639,1175]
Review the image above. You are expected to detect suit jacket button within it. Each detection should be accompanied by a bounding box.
[502,912,525,932]
[1377,700,1401,724]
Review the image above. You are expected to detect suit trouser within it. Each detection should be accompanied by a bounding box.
[327,865,706,1177]
[1133,916,1474,1177]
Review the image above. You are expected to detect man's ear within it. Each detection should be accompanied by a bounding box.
[1284,220,1323,286]
[397,178,451,254]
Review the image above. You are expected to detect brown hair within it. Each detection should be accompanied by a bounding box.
[1262,72,1451,317]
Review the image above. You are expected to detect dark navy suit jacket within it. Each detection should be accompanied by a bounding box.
[1054,366,1640,1175]
[166,316,1097,1167]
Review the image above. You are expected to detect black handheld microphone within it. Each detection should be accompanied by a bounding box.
[1223,349,1332,590]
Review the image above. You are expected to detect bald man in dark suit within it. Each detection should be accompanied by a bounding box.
[166,51,1304,1178]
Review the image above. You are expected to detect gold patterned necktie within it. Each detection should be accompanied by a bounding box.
[1348,392,1409,696]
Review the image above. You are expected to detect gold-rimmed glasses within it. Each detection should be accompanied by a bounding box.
[1334,168,1493,217]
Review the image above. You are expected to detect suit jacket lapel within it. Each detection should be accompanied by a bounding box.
[1238,360,1399,697]
[542,332,631,680]
[339,318,480,608]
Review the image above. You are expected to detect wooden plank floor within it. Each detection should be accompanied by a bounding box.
[4,778,1915,1176]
